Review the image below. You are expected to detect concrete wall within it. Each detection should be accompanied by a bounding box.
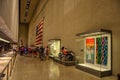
[0,0,19,42]
[19,23,28,47]
[29,0,120,75]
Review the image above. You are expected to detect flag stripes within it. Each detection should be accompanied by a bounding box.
[35,18,44,46]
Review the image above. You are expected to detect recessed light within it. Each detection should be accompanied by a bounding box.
[24,19,26,22]
[26,9,28,12]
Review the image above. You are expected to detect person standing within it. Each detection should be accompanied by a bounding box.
[39,46,44,60]
[20,46,24,56]
[33,47,37,57]
[44,46,49,60]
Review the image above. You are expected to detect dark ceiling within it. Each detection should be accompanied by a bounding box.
[20,0,39,23]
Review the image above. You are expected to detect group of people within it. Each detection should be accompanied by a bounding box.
[19,46,49,60]
[19,46,29,56]
[38,46,49,60]
[18,46,75,61]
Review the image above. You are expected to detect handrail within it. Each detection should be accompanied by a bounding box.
[0,51,17,80]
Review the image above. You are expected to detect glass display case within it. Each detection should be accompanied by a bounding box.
[76,29,112,77]
[48,39,61,57]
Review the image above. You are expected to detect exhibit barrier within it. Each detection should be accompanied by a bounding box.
[0,51,17,80]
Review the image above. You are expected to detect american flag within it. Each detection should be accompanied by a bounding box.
[35,18,44,46]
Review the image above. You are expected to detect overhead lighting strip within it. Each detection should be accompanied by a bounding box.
[0,37,10,43]
[24,0,31,22]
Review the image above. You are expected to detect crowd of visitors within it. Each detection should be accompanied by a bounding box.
[18,46,49,60]
[15,45,75,61]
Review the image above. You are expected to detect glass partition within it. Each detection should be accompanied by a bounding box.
[80,34,111,71]
[76,29,112,77]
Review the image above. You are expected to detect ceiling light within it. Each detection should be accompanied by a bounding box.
[25,11,28,17]
[0,37,10,43]
[26,9,28,12]
[24,19,26,22]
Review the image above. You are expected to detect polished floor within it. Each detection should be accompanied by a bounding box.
[10,55,117,80]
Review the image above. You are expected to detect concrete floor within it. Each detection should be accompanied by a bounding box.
[10,55,117,80]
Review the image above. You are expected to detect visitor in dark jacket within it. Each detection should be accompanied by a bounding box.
[39,46,44,60]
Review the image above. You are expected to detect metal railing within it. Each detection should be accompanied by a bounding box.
[0,52,17,80]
